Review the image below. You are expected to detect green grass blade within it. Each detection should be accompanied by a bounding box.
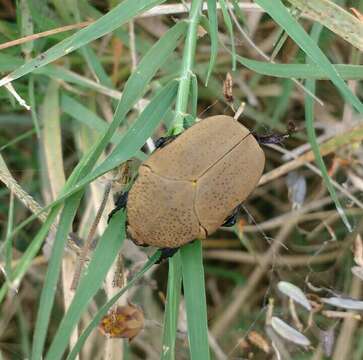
[304,25,352,232]
[181,241,210,360]
[255,0,363,114]
[0,205,60,304]
[190,73,198,119]
[77,80,178,185]
[28,76,41,138]
[106,20,186,127]
[32,194,83,359]
[0,129,35,152]
[35,66,121,99]
[161,254,182,360]
[61,95,146,162]
[4,191,14,282]
[19,0,34,56]
[3,79,174,295]
[0,0,167,87]
[13,76,174,353]
[287,0,363,51]
[61,21,185,185]
[45,210,126,359]
[271,79,294,125]
[218,0,236,71]
[205,0,218,85]
[61,94,114,135]
[31,79,176,358]
[3,20,186,287]
[66,251,161,360]
[230,0,247,25]
[236,55,363,80]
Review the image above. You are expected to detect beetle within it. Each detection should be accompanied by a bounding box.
[110,115,266,261]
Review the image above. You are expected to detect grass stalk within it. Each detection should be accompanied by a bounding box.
[173,0,203,133]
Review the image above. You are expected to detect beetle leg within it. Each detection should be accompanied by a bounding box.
[253,132,288,145]
[222,205,241,227]
[155,247,180,264]
[154,135,179,149]
[222,213,238,227]
[108,191,128,223]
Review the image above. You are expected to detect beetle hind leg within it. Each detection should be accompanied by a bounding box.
[108,191,128,223]
[156,247,180,264]
[155,135,179,149]
[222,205,241,227]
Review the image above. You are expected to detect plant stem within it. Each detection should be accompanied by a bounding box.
[173,0,203,134]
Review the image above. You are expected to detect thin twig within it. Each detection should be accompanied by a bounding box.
[70,183,112,290]
[0,162,81,252]
[332,269,362,359]
[0,3,264,52]
[226,1,324,106]
[0,21,91,50]
[205,249,341,266]
[259,123,363,186]
[211,221,296,337]
[269,144,363,209]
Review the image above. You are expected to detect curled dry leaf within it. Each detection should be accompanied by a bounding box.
[99,303,145,340]
[271,317,311,347]
[277,281,312,311]
[247,331,271,354]
[321,296,363,310]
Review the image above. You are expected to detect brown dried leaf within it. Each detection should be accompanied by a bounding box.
[197,25,207,38]
[350,7,363,22]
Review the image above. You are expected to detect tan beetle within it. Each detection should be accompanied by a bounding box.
[110,115,268,260]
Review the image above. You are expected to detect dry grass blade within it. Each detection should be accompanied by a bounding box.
[287,0,363,51]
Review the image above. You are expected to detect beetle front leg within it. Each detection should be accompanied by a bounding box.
[222,205,240,227]
[155,247,180,264]
[253,132,288,146]
[108,191,128,223]
[154,135,179,149]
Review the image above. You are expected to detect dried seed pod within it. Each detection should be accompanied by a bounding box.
[99,303,144,340]
[223,72,234,103]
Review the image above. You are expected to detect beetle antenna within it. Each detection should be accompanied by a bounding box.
[253,132,289,145]
[252,120,299,145]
